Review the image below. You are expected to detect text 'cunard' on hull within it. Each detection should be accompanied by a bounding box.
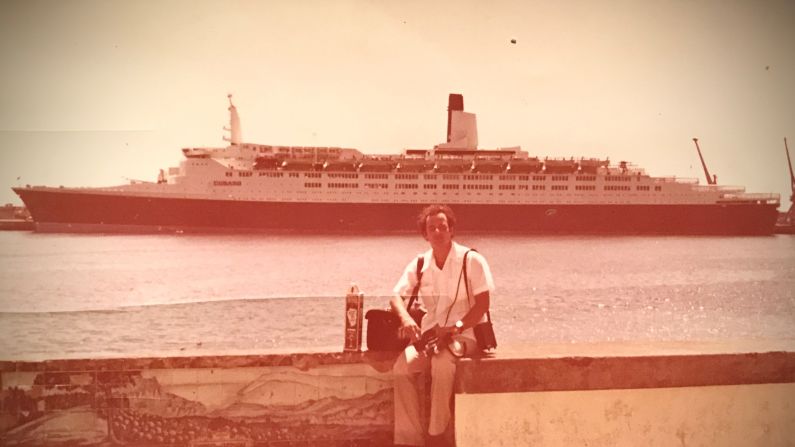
[13,94,781,235]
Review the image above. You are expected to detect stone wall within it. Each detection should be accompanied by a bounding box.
[1,352,398,446]
[3,343,794,446]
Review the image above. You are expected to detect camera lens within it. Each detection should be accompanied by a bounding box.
[447,339,466,357]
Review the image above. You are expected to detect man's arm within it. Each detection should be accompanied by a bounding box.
[434,291,490,338]
[458,291,489,331]
[390,295,421,342]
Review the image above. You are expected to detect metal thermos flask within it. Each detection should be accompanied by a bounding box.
[344,283,364,352]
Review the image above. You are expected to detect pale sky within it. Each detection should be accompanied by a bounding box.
[1,0,793,207]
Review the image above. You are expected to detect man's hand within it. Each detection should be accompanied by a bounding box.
[433,325,456,338]
[398,319,421,342]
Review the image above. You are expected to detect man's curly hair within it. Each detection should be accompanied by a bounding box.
[417,204,457,237]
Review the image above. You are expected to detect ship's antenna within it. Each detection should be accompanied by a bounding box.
[692,138,716,185]
[785,138,794,194]
[785,137,794,218]
[223,93,242,145]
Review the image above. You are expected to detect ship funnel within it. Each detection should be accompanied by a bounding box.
[439,93,478,150]
[446,94,464,141]
[223,94,242,145]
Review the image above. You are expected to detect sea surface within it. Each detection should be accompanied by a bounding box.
[0,231,793,360]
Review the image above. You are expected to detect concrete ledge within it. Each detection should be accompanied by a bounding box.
[3,341,794,446]
[454,342,795,447]
[0,350,399,373]
[456,351,795,393]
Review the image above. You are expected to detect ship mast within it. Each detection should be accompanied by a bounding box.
[692,138,716,185]
[223,94,242,146]
[785,137,794,220]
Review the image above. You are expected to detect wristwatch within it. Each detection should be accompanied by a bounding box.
[454,320,464,335]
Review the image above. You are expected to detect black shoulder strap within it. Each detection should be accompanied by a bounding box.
[463,249,492,323]
[406,255,424,310]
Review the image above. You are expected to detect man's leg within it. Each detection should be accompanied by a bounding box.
[428,337,478,438]
[393,345,428,446]
[427,348,457,437]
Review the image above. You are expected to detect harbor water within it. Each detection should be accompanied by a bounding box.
[0,231,793,360]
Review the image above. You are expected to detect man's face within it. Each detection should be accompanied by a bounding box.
[424,212,453,248]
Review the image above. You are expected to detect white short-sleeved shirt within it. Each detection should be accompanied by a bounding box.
[393,242,495,338]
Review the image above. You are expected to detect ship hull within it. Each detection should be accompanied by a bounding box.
[14,187,779,235]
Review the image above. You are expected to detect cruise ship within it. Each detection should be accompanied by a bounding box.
[13,94,780,234]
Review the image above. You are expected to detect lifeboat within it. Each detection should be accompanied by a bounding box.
[253,156,280,170]
[434,159,469,173]
[281,159,321,171]
[578,158,608,174]
[544,158,579,174]
[358,157,396,172]
[507,157,542,174]
[323,160,359,172]
[396,151,434,172]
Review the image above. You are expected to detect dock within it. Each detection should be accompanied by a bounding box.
[0,219,34,231]
[0,204,32,231]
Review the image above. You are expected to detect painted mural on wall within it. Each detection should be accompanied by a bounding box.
[1,359,395,446]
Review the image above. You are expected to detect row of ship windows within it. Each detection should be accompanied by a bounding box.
[297,183,664,192]
[254,146,343,155]
[604,175,635,182]
[228,171,305,178]
[394,174,497,181]
[225,172,638,182]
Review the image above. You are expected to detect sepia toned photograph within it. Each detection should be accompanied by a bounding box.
[1,1,793,446]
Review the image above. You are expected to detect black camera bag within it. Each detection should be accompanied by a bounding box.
[365,256,425,351]
[462,250,497,351]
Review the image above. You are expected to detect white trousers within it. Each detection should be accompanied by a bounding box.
[392,336,477,446]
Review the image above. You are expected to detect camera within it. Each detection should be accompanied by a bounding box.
[412,331,442,356]
[412,331,466,358]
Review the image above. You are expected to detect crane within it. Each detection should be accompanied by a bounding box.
[692,138,717,185]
